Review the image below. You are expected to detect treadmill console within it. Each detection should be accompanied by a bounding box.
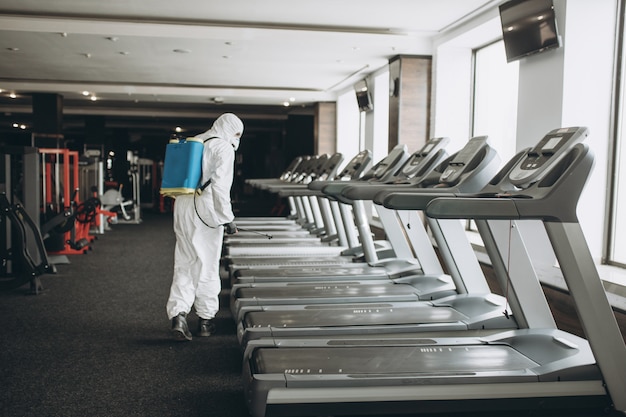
[439,136,489,186]
[336,150,371,180]
[317,153,344,181]
[372,162,388,177]
[279,156,302,181]
[362,144,407,181]
[508,127,588,188]
[303,154,330,183]
[290,156,314,184]
[395,137,449,180]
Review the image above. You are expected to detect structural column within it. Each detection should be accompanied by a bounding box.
[314,102,337,155]
[32,93,64,148]
[388,55,432,151]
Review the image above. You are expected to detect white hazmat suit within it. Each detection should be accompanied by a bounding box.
[167,113,243,340]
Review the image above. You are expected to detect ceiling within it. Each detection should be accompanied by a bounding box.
[0,0,498,136]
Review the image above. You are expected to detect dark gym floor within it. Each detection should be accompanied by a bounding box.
[0,211,619,417]
[0,211,249,417]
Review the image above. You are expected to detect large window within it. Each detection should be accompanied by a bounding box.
[467,40,519,233]
[472,40,519,164]
[371,71,390,162]
[609,1,626,267]
[611,130,626,266]
[336,71,390,170]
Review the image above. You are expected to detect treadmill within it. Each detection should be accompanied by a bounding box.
[224,150,372,266]
[241,127,626,417]
[229,136,450,286]
[239,154,303,212]
[226,145,408,258]
[226,152,345,245]
[226,141,453,282]
[229,153,338,235]
[224,145,408,271]
[232,137,514,345]
[230,137,502,325]
[235,152,371,243]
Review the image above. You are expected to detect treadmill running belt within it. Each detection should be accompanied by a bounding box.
[253,345,539,375]
[237,266,390,277]
[236,283,420,299]
[243,305,468,328]
[230,257,352,266]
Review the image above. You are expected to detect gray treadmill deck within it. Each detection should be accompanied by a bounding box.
[226,240,334,248]
[226,245,346,257]
[234,265,391,281]
[243,304,469,328]
[236,282,423,300]
[254,344,538,374]
[246,329,603,392]
[228,255,357,268]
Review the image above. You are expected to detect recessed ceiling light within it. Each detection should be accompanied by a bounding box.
[82,91,90,96]
[118,51,130,56]
[82,53,92,58]
[173,49,191,54]
[283,101,290,107]
[9,92,17,99]
[106,36,119,42]
[90,96,97,101]
[7,47,19,52]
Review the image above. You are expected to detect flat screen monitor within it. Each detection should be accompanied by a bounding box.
[354,79,373,112]
[499,0,561,63]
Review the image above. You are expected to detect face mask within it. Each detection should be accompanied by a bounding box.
[231,137,240,151]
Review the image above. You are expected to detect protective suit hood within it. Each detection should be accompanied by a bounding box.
[198,113,244,150]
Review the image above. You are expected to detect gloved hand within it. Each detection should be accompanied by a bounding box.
[224,222,238,234]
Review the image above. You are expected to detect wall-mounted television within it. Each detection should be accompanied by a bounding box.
[499,0,561,63]
[354,79,373,112]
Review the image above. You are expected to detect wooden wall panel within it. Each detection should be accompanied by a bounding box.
[314,102,336,155]
[388,55,432,152]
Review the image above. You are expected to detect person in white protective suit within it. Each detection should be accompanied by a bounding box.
[166,113,243,341]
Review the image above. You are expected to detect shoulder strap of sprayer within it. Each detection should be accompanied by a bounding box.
[194,136,222,229]
[197,136,219,193]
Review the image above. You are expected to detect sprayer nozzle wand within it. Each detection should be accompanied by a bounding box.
[235,227,273,239]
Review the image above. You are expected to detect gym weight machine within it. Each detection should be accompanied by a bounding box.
[1,145,52,294]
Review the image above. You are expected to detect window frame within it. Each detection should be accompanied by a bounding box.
[606,0,626,268]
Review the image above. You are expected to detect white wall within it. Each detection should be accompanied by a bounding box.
[515,46,565,149]
[336,90,361,167]
[431,46,474,152]
[432,0,619,264]
[515,0,617,261]
[432,8,502,152]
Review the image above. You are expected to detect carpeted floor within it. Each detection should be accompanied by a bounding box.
[0,211,250,417]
